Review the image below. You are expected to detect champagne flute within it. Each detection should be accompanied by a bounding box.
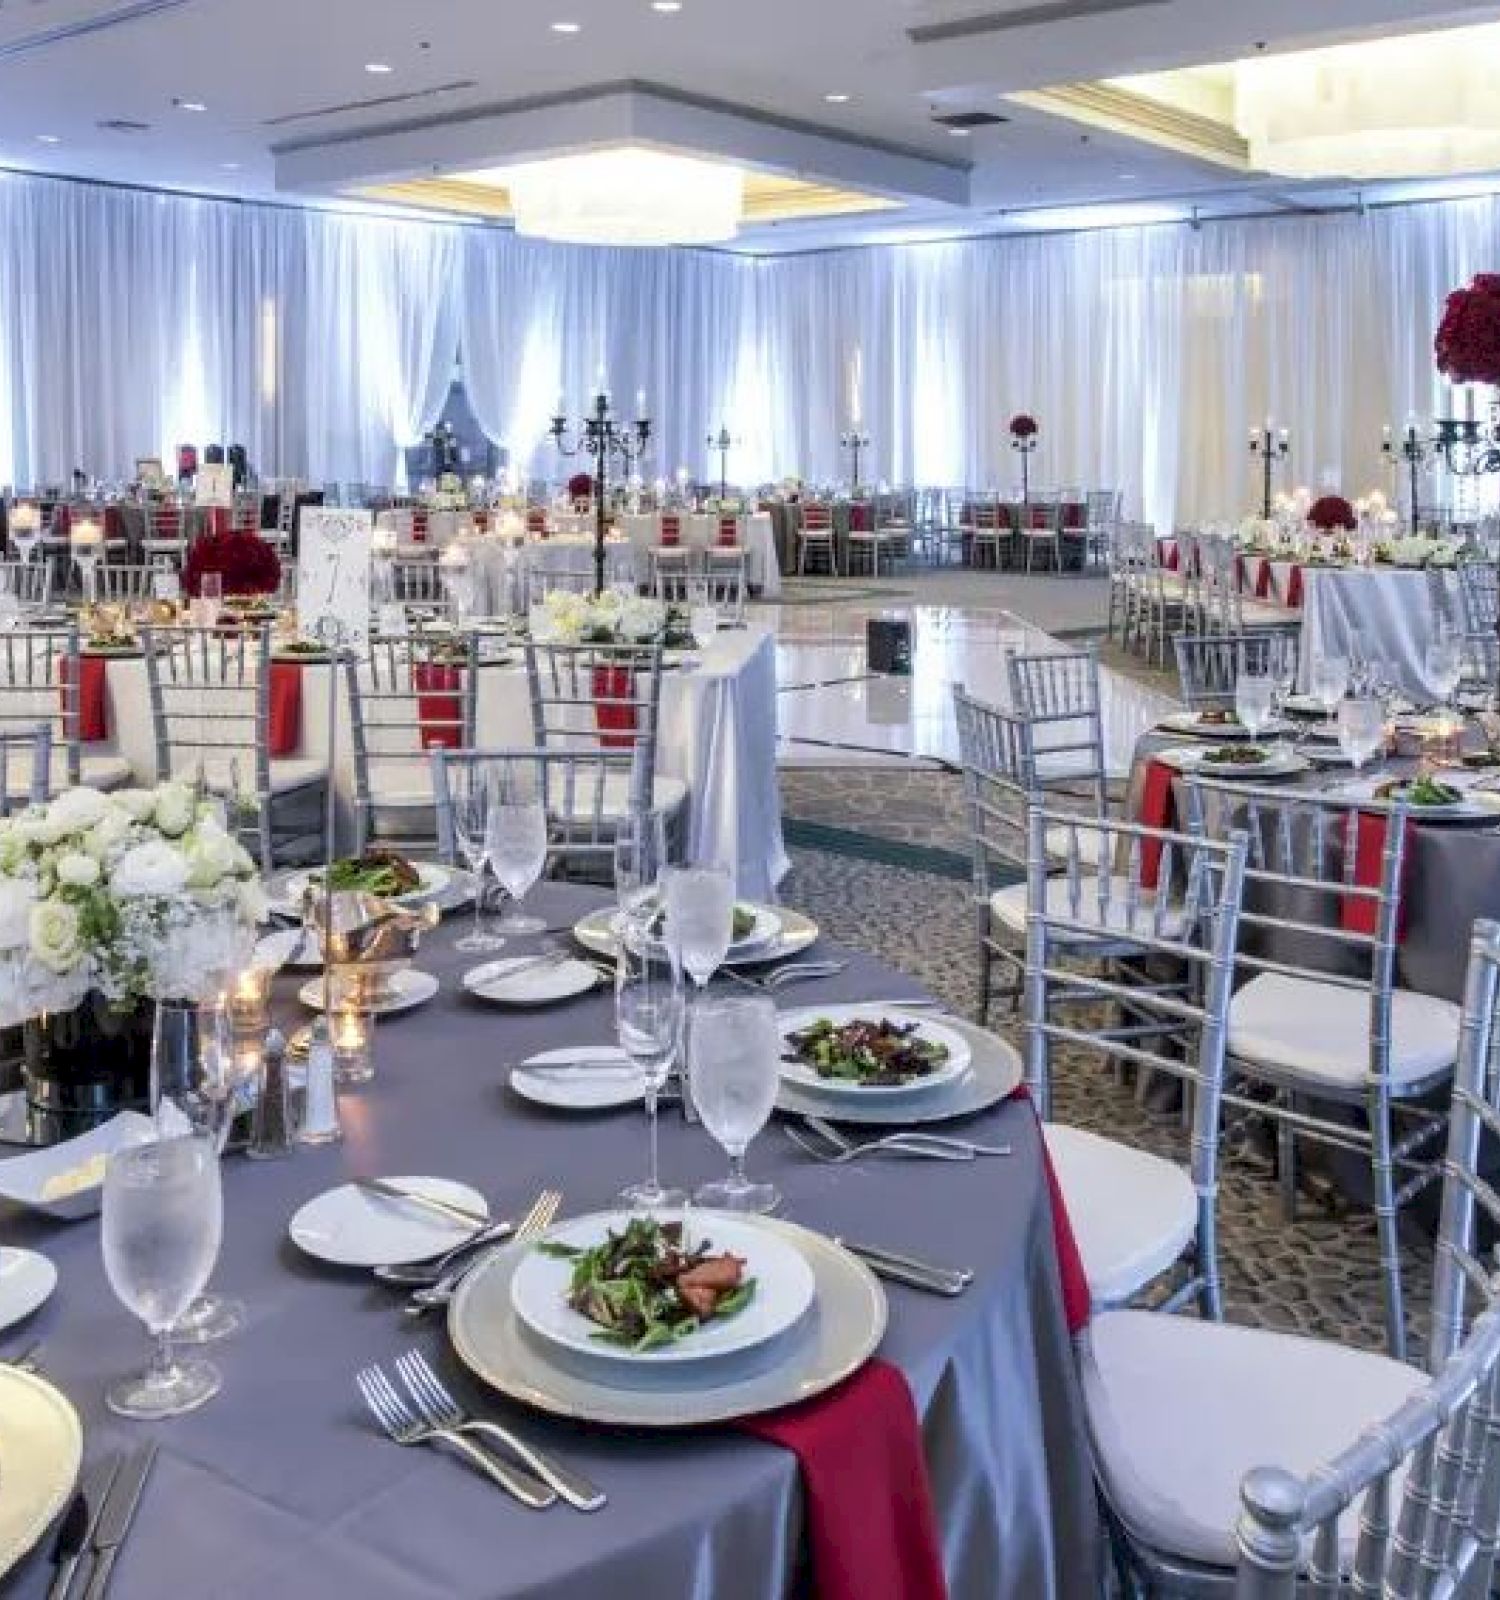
[689,995,781,1213]
[452,765,503,953]
[490,799,549,935]
[616,932,686,1209]
[614,810,668,944]
[101,1135,224,1418]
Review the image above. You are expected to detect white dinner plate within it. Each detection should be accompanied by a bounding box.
[463,956,602,1007]
[1154,744,1311,780]
[1157,711,1290,741]
[775,1012,1022,1125]
[508,1048,645,1111]
[298,968,440,1015]
[1336,776,1500,822]
[1283,695,1335,718]
[572,904,817,967]
[776,1004,972,1101]
[0,1111,156,1221]
[451,1215,884,1427]
[0,1249,56,1333]
[509,1211,816,1377]
[0,1369,81,1580]
[289,1176,488,1267]
[272,861,451,916]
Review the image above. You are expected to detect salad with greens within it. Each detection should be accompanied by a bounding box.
[785,1016,950,1086]
[1376,775,1463,808]
[538,1217,755,1352]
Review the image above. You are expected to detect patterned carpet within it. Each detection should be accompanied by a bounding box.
[778,765,1433,1360]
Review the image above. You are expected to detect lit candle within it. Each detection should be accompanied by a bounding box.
[11,504,39,533]
[1278,428,1289,446]
[332,1006,373,1086]
[636,388,647,416]
[228,966,270,1031]
[1382,424,1392,443]
[70,517,103,548]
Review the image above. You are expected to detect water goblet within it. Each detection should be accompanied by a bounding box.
[1337,697,1386,776]
[1312,654,1349,719]
[1426,635,1464,713]
[490,799,548,935]
[616,933,686,1210]
[101,1135,224,1418]
[689,995,781,1214]
[663,863,735,992]
[1234,669,1275,742]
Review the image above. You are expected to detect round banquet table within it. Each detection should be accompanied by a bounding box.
[0,882,1098,1599]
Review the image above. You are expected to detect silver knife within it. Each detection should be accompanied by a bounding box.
[48,1453,120,1600]
[355,1178,488,1229]
[838,1239,970,1296]
[80,1442,156,1600]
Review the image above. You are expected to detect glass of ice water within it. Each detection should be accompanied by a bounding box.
[101,1135,224,1419]
[489,799,549,935]
[452,765,504,953]
[1312,654,1350,718]
[663,864,735,990]
[1337,697,1386,774]
[1234,669,1275,741]
[689,995,781,1213]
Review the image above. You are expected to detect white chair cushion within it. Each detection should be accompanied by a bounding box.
[553,771,687,822]
[1044,1125,1195,1307]
[990,874,1186,941]
[181,756,327,797]
[6,751,134,800]
[1228,971,1461,1091]
[1081,1310,1423,1568]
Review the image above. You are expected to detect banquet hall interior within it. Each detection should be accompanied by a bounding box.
[11,0,1500,1595]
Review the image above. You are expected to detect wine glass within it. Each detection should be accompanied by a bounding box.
[150,995,246,1344]
[489,798,548,935]
[1337,697,1386,776]
[451,765,503,953]
[616,932,686,1210]
[614,810,668,944]
[663,863,735,992]
[689,995,781,1214]
[1427,635,1464,714]
[1234,669,1275,743]
[101,1135,224,1418]
[1311,654,1349,718]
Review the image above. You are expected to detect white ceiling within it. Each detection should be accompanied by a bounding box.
[1,0,1498,251]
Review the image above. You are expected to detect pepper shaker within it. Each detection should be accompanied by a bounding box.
[247,1027,294,1159]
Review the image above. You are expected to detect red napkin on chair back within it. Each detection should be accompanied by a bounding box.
[1163,540,1180,571]
[659,515,681,548]
[104,506,125,542]
[717,514,739,549]
[267,662,301,757]
[1028,503,1051,530]
[526,507,547,535]
[1254,559,1273,600]
[590,664,638,749]
[848,502,872,532]
[1340,811,1412,941]
[1286,565,1304,609]
[1062,501,1086,530]
[1009,1086,1091,1334]
[412,662,463,749]
[739,1360,948,1600]
[59,654,109,742]
[411,510,429,545]
[1135,757,1179,890]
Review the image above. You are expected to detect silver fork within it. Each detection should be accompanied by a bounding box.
[806,1115,1012,1160]
[406,1188,562,1316]
[395,1350,606,1513]
[785,1124,973,1165]
[355,1363,556,1509]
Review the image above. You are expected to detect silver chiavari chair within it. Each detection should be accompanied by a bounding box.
[1023,801,1249,1320]
[0,627,129,792]
[1457,557,1498,637]
[1198,530,1296,638]
[1005,648,1112,818]
[1086,919,1500,1599]
[795,502,838,576]
[343,633,479,852]
[1125,524,1194,664]
[0,722,51,813]
[1173,631,1298,712]
[392,557,445,607]
[431,747,647,881]
[1085,488,1120,572]
[141,623,327,871]
[0,559,51,609]
[698,549,748,622]
[1182,775,1459,1360]
[96,563,163,604]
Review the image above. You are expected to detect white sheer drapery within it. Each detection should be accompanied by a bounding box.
[3,164,1500,527]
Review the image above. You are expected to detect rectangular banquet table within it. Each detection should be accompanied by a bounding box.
[1296,567,1461,705]
[0,883,1099,1599]
[616,513,782,598]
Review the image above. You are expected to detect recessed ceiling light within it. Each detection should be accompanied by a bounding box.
[650,1,682,10]
[35,134,59,144]
[175,99,207,112]
[1118,171,1139,180]
[824,92,850,104]
[948,127,971,138]
[364,61,393,74]
[221,161,241,171]
[551,20,581,32]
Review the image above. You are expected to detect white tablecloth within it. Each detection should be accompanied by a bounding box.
[617,512,781,597]
[91,627,789,901]
[464,538,636,615]
[1297,567,1461,701]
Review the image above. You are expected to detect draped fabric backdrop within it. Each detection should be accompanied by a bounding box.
[2,166,1499,528]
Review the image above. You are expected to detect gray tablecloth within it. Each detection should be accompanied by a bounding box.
[1128,729,1500,1002]
[0,882,1097,1599]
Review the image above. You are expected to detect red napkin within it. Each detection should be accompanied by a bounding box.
[1163,540,1180,572]
[60,653,109,742]
[526,508,547,535]
[1135,757,1178,890]
[1028,503,1051,530]
[1234,553,1248,591]
[739,1360,947,1600]
[1341,811,1412,940]
[1008,1086,1091,1334]
[848,503,872,532]
[412,662,463,749]
[267,662,301,757]
[717,514,739,548]
[104,506,125,542]
[1062,501,1086,530]
[1286,565,1304,608]
[411,511,428,545]
[659,515,681,548]
[591,664,638,750]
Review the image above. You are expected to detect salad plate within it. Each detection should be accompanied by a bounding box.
[1154,743,1310,780]
[450,1215,885,1427]
[0,1368,81,1580]
[776,1005,971,1100]
[0,1248,57,1333]
[276,858,451,913]
[289,1177,488,1267]
[0,1110,155,1220]
[510,1212,815,1374]
[1340,773,1500,822]
[508,1047,645,1111]
[775,1012,1022,1125]
[463,955,602,1007]
[1157,710,1289,741]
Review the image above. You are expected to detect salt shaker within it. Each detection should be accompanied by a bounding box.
[247,1027,294,1160]
[298,1018,343,1146]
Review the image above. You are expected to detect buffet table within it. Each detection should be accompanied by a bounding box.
[0,883,1099,1599]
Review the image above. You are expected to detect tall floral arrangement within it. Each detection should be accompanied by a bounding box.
[0,783,266,1025]
[1008,413,1039,440]
[1435,274,1500,386]
[183,529,281,598]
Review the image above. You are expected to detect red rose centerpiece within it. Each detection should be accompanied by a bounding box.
[1008,413,1039,440]
[1436,274,1500,387]
[1307,494,1357,533]
[566,470,594,503]
[182,529,281,597]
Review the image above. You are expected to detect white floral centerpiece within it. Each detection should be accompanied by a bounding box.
[1382,534,1462,569]
[0,782,266,1027]
[533,590,667,646]
[1235,516,1278,551]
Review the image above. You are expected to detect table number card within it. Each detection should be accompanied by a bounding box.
[195,463,234,507]
[298,509,373,650]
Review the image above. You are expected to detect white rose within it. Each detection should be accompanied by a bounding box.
[86,808,131,859]
[152,783,196,838]
[236,879,269,924]
[0,880,36,950]
[113,788,158,823]
[46,787,111,835]
[184,829,241,888]
[55,852,100,888]
[112,840,190,897]
[29,899,82,974]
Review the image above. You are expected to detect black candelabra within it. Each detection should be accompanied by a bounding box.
[1381,424,1437,534]
[1433,401,1500,480]
[1249,425,1291,518]
[840,429,870,491]
[550,392,651,595]
[1010,430,1039,501]
[707,425,736,500]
